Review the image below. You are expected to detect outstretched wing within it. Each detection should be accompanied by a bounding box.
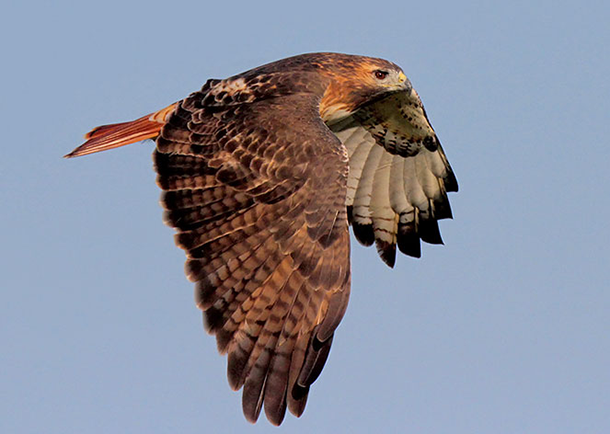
[155,84,351,425]
[329,88,458,266]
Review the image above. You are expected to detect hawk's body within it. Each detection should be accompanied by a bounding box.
[67,53,457,425]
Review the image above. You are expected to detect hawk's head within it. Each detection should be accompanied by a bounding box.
[317,54,412,123]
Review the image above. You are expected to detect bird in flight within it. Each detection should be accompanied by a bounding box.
[66,52,458,425]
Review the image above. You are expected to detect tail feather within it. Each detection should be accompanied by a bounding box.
[65,102,178,158]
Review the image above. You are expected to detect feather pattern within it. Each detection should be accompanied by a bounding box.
[329,87,458,261]
[155,83,351,425]
[65,52,458,425]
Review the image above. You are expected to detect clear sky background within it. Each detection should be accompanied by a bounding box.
[2,1,609,433]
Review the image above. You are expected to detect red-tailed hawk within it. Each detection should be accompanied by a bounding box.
[66,52,458,425]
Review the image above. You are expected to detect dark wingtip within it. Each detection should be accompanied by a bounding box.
[265,398,287,427]
[299,335,333,387]
[353,221,375,246]
[203,307,223,333]
[288,388,308,418]
[376,240,396,268]
[445,171,459,193]
[346,205,354,225]
[433,197,454,220]
[419,219,444,245]
[397,230,421,258]
[291,385,310,403]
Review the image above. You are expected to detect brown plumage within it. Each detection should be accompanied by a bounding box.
[66,52,458,425]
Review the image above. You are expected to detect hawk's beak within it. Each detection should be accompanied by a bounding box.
[397,71,411,92]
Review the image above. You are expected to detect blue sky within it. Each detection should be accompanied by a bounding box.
[2,1,609,433]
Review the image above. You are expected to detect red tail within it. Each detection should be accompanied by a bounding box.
[65,103,178,158]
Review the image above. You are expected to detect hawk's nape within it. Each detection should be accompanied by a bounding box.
[65,52,457,425]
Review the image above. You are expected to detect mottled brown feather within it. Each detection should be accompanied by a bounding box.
[154,80,352,425]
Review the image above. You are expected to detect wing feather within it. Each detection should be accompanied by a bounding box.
[370,150,397,266]
[156,84,351,425]
[351,145,383,246]
[331,122,376,208]
[389,156,411,215]
[329,88,458,262]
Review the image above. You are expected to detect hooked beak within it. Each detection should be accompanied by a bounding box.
[397,71,412,92]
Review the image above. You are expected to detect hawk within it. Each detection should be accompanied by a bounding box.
[66,52,458,425]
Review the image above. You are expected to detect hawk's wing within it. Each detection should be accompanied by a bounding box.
[155,87,350,425]
[329,89,458,266]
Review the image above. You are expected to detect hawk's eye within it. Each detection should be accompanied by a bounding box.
[374,70,389,80]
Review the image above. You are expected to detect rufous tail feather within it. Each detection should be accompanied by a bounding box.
[64,102,178,158]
